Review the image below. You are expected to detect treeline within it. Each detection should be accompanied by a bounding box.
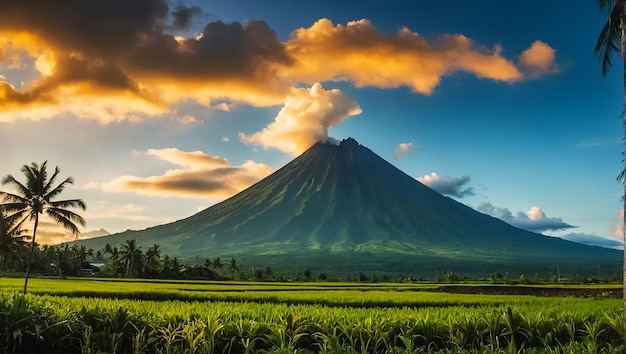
[0,238,241,280]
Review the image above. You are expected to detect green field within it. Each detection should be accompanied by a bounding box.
[0,277,623,353]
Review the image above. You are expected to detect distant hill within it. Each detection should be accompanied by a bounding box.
[74,138,621,278]
[80,228,110,239]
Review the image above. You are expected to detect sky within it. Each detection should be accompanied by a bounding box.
[0,0,623,247]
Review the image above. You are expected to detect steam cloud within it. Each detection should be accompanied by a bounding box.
[240,83,362,156]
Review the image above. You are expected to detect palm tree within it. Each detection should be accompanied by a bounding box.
[229,258,239,280]
[119,239,143,277]
[213,257,223,276]
[144,243,161,276]
[595,1,626,344]
[0,161,86,294]
[0,210,27,276]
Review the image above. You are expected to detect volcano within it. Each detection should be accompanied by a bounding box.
[77,138,621,278]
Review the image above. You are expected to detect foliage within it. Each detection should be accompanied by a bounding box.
[0,284,623,353]
[0,161,86,294]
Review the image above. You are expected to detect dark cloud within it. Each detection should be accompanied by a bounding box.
[0,0,169,56]
[417,173,474,198]
[0,0,292,116]
[171,6,203,30]
[125,19,291,80]
[476,202,576,233]
[126,177,229,195]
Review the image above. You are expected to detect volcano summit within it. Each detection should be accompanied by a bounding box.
[76,138,621,278]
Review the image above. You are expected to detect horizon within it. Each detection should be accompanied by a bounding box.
[0,1,623,249]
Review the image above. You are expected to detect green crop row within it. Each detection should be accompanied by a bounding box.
[1,277,620,310]
[0,289,623,353]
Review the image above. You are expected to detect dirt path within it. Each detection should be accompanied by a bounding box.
[432,285,622,298]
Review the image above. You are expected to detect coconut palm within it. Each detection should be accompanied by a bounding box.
[595,2,626,348]
[0,210,27,275]
[213,257,223,273]
[229,258,239,280]
[1,161,86,294]
[119,239,143,277]
[144,243,161,276]
[595,1,626,344]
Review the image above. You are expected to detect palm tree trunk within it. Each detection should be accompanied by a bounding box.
[23,213,38,294]
[622,2,626,346]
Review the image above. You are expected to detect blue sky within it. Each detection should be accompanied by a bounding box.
[0,0,623,246]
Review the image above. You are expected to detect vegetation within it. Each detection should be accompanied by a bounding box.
[0,161,86,294]
[594,0,626,347]
[0,279,623,353]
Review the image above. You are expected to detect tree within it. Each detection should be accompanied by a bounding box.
[0,210,27,275]
[229,258,239,280]
[0,161,86,294]
[594,0,626,344]
[212,257,223,277]
[144,244,161,276]
[119,239,143,277]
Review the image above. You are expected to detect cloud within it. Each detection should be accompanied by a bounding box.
[476,202,576,233]
[214,102,231,112]
[394,142,414,160]
[0,3,558,123]
[284,19,555,94]
[609,209,624,240]
[86,148,274,199]
[177,115,198,124]
[559,233,623,250]
[0,1,292,122]
[240,82,362,156]
[417,172,474,198]
[518,40,559,78]
[171,6,203,30]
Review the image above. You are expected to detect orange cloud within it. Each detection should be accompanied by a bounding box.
[284,19,525,94]
[394,142,414,160]
[610,209,624,240]
[86,148,274,199]
[240,83,362,156]
[519,40,559,78]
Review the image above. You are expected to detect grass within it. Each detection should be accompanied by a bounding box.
[0,276,623,353]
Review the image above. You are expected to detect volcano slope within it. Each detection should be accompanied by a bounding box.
[76,138,621,278]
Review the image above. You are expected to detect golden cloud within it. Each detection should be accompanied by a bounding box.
[240,82,362,156]
[519,40,559,78]
[284,19,526,94]
[0,1,558,123]
[394,142,414,160]
[86,148,274,199]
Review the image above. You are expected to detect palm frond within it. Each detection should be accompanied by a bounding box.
[50,198,86,211]
[0,201,31,214]
[594,3,623,77]
[21,163,43,195]
[43,166,61,196]
[598,0,619,11]
[46,209,83,235]
[0,191,30,205]
[47,207,86,228]
[1,175,32,199]
[45,177,75,201]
